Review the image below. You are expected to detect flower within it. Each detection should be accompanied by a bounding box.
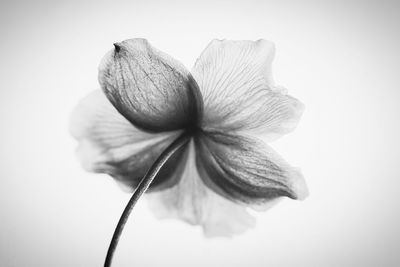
[70,38,308,237]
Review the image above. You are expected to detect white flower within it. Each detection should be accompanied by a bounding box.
[70,38,308,238]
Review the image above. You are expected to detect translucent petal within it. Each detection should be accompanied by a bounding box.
[69,90,185,191]
[98,38,203,133]
[192,39,304,138]
[146,141,256,237]
[195,131,308,205]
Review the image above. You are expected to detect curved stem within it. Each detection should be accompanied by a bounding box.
[104,132,191,267]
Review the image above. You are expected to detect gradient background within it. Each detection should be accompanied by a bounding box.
[1,0,400,266]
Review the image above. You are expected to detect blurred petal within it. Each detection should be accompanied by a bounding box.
[98,38,203,133]
[147,141,256,237]
[195,131,308,205]
[69,90,186,191]
[192,39,304,138]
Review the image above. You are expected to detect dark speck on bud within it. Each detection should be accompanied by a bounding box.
[113,43,121,53]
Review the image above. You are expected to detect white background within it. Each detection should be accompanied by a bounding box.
[1,0,400,266]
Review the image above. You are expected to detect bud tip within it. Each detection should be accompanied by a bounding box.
[113,43,121,53]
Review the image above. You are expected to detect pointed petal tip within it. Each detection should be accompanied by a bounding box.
[290,168,309,201]
[113,43,121,53]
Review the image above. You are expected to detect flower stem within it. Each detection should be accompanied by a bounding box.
[104,132,191,267]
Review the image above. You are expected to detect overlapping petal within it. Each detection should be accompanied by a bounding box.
[98,38,203,133]
[195,131,308,205]
[146,142,256,237]
[192,39,304,138]
[69,90,187,191]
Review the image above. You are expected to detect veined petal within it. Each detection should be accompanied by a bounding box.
[146,141,256,237]
[98,38,203,133]
[195,131,308,205]
[192,39,304,138]
[69,90,186,192]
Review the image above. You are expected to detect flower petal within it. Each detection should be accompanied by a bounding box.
[192,39,304,138]
[146,141,256,237]
[98,38,203,133]
[195,131,308,205]
[69,90,186,192]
